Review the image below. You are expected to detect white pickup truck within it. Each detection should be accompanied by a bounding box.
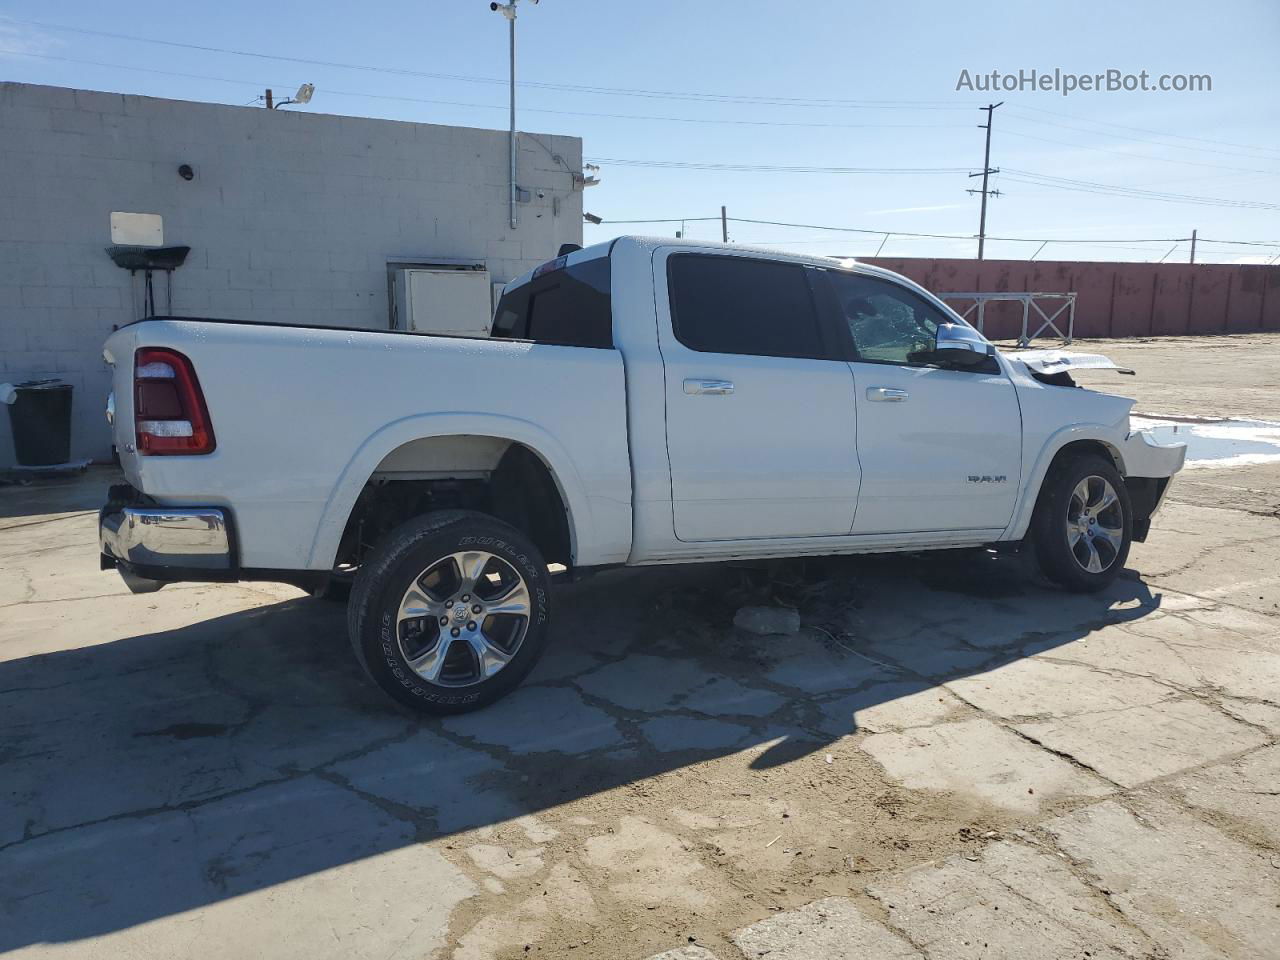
[99,237,1185,713]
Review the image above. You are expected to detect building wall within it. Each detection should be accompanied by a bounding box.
[0,82,584,465]
[864,257,1280,341]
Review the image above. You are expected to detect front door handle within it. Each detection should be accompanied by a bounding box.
[866,387,909,402]
[684,379,735,396]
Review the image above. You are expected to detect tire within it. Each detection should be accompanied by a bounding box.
[348,510,552,715]
[1031,454,1132,593]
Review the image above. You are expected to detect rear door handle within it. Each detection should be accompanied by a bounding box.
[866,387,909,402]
[684,379,735,396]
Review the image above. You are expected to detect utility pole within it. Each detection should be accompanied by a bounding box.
[264,88,274,109]
[1189,229,1197,264]
[507,5,517,230]
[721,206,728,243]
[968,102,1003,260]
[490,1,532,230]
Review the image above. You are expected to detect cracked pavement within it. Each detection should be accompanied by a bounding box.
[2,334,1279,959]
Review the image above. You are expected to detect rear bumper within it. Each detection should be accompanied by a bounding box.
[100,505,233,571]
[99,488,326,594]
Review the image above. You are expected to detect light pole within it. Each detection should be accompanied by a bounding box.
[490,0,537,230]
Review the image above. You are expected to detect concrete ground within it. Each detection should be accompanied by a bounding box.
[2,333,1278,960]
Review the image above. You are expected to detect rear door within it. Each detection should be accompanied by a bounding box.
[816,269,1022,534]
[655,250,861,542]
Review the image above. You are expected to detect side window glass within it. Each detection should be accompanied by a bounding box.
[668,254,829,360]
[492,286,529,339]
[829,272,951,365]
[491,256,613,348]
[526,257,612,348]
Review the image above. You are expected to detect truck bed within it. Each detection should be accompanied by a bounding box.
[103,317,633,572]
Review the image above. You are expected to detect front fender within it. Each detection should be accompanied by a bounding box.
[307,413,595,571]
[1003,423,1129,541]
[1004,421,1187,541]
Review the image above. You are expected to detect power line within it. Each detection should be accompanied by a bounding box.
[0,48,977,132]
[8,47,1269,155]
[1004,107,1280,163]
[594,215,1208,245]
[1197,237,1280,247]
[1011,103,1280,160]
[318,87,971,130]
[1,17,977,110]
[13,20,1278,184]
[999,128,1280,176]
[595,214,1280,250]
[585,158,970,174]
[13,44,1272,217]
[9,23,1276,226]
[0,49,292,91]
[588,154,1278,212]
[735,237,1190,255]
[1001,168,1280,211]
[11,16,1278,178]
[1003,180,1280,212]
[590,217,723,224]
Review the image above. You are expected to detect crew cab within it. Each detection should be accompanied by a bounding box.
[99,237,1185,713]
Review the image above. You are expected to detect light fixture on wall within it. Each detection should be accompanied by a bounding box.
[264,83,316,109]
[583,212,603,225]
[177,164,195,181]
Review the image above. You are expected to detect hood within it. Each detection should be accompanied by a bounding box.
[1003,349,1135,377]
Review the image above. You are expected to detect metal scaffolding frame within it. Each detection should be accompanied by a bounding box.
[938,291,1076,346]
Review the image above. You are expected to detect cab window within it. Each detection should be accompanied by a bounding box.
[667,254,832,360]
[827,272,952,365]
[491,255,613,348]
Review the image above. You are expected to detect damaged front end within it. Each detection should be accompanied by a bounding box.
[1005,348,1135,388]
[1003,347,1187,543]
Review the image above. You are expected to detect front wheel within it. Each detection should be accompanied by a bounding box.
[348,510,552,714]
[1031,455,1132,593]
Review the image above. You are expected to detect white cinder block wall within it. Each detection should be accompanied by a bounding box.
[0,82,584,465]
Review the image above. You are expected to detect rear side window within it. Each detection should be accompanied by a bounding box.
[491,256,612,348]
[667,254,828,359]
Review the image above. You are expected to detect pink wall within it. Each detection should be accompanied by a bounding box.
[862,258,1280,339]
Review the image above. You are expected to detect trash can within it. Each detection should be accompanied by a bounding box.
[6,379,74,466]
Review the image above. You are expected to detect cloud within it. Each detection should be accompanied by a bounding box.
[0,19,61,59]
[863,203,968,216]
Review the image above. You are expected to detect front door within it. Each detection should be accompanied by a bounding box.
[820,269,1022,534]
[656,250,861,542]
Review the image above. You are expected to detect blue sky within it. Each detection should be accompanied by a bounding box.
[2,0,1277,262]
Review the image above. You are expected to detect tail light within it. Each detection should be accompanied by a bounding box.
[134,348,215,455]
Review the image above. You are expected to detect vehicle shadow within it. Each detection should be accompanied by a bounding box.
[0,468,121,525]
[0,549,1164,950]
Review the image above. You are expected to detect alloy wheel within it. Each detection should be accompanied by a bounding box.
[396,550,532,687]
[1065,475,1124,574]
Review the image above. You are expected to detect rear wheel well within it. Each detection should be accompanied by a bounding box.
[333,439,573,574]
